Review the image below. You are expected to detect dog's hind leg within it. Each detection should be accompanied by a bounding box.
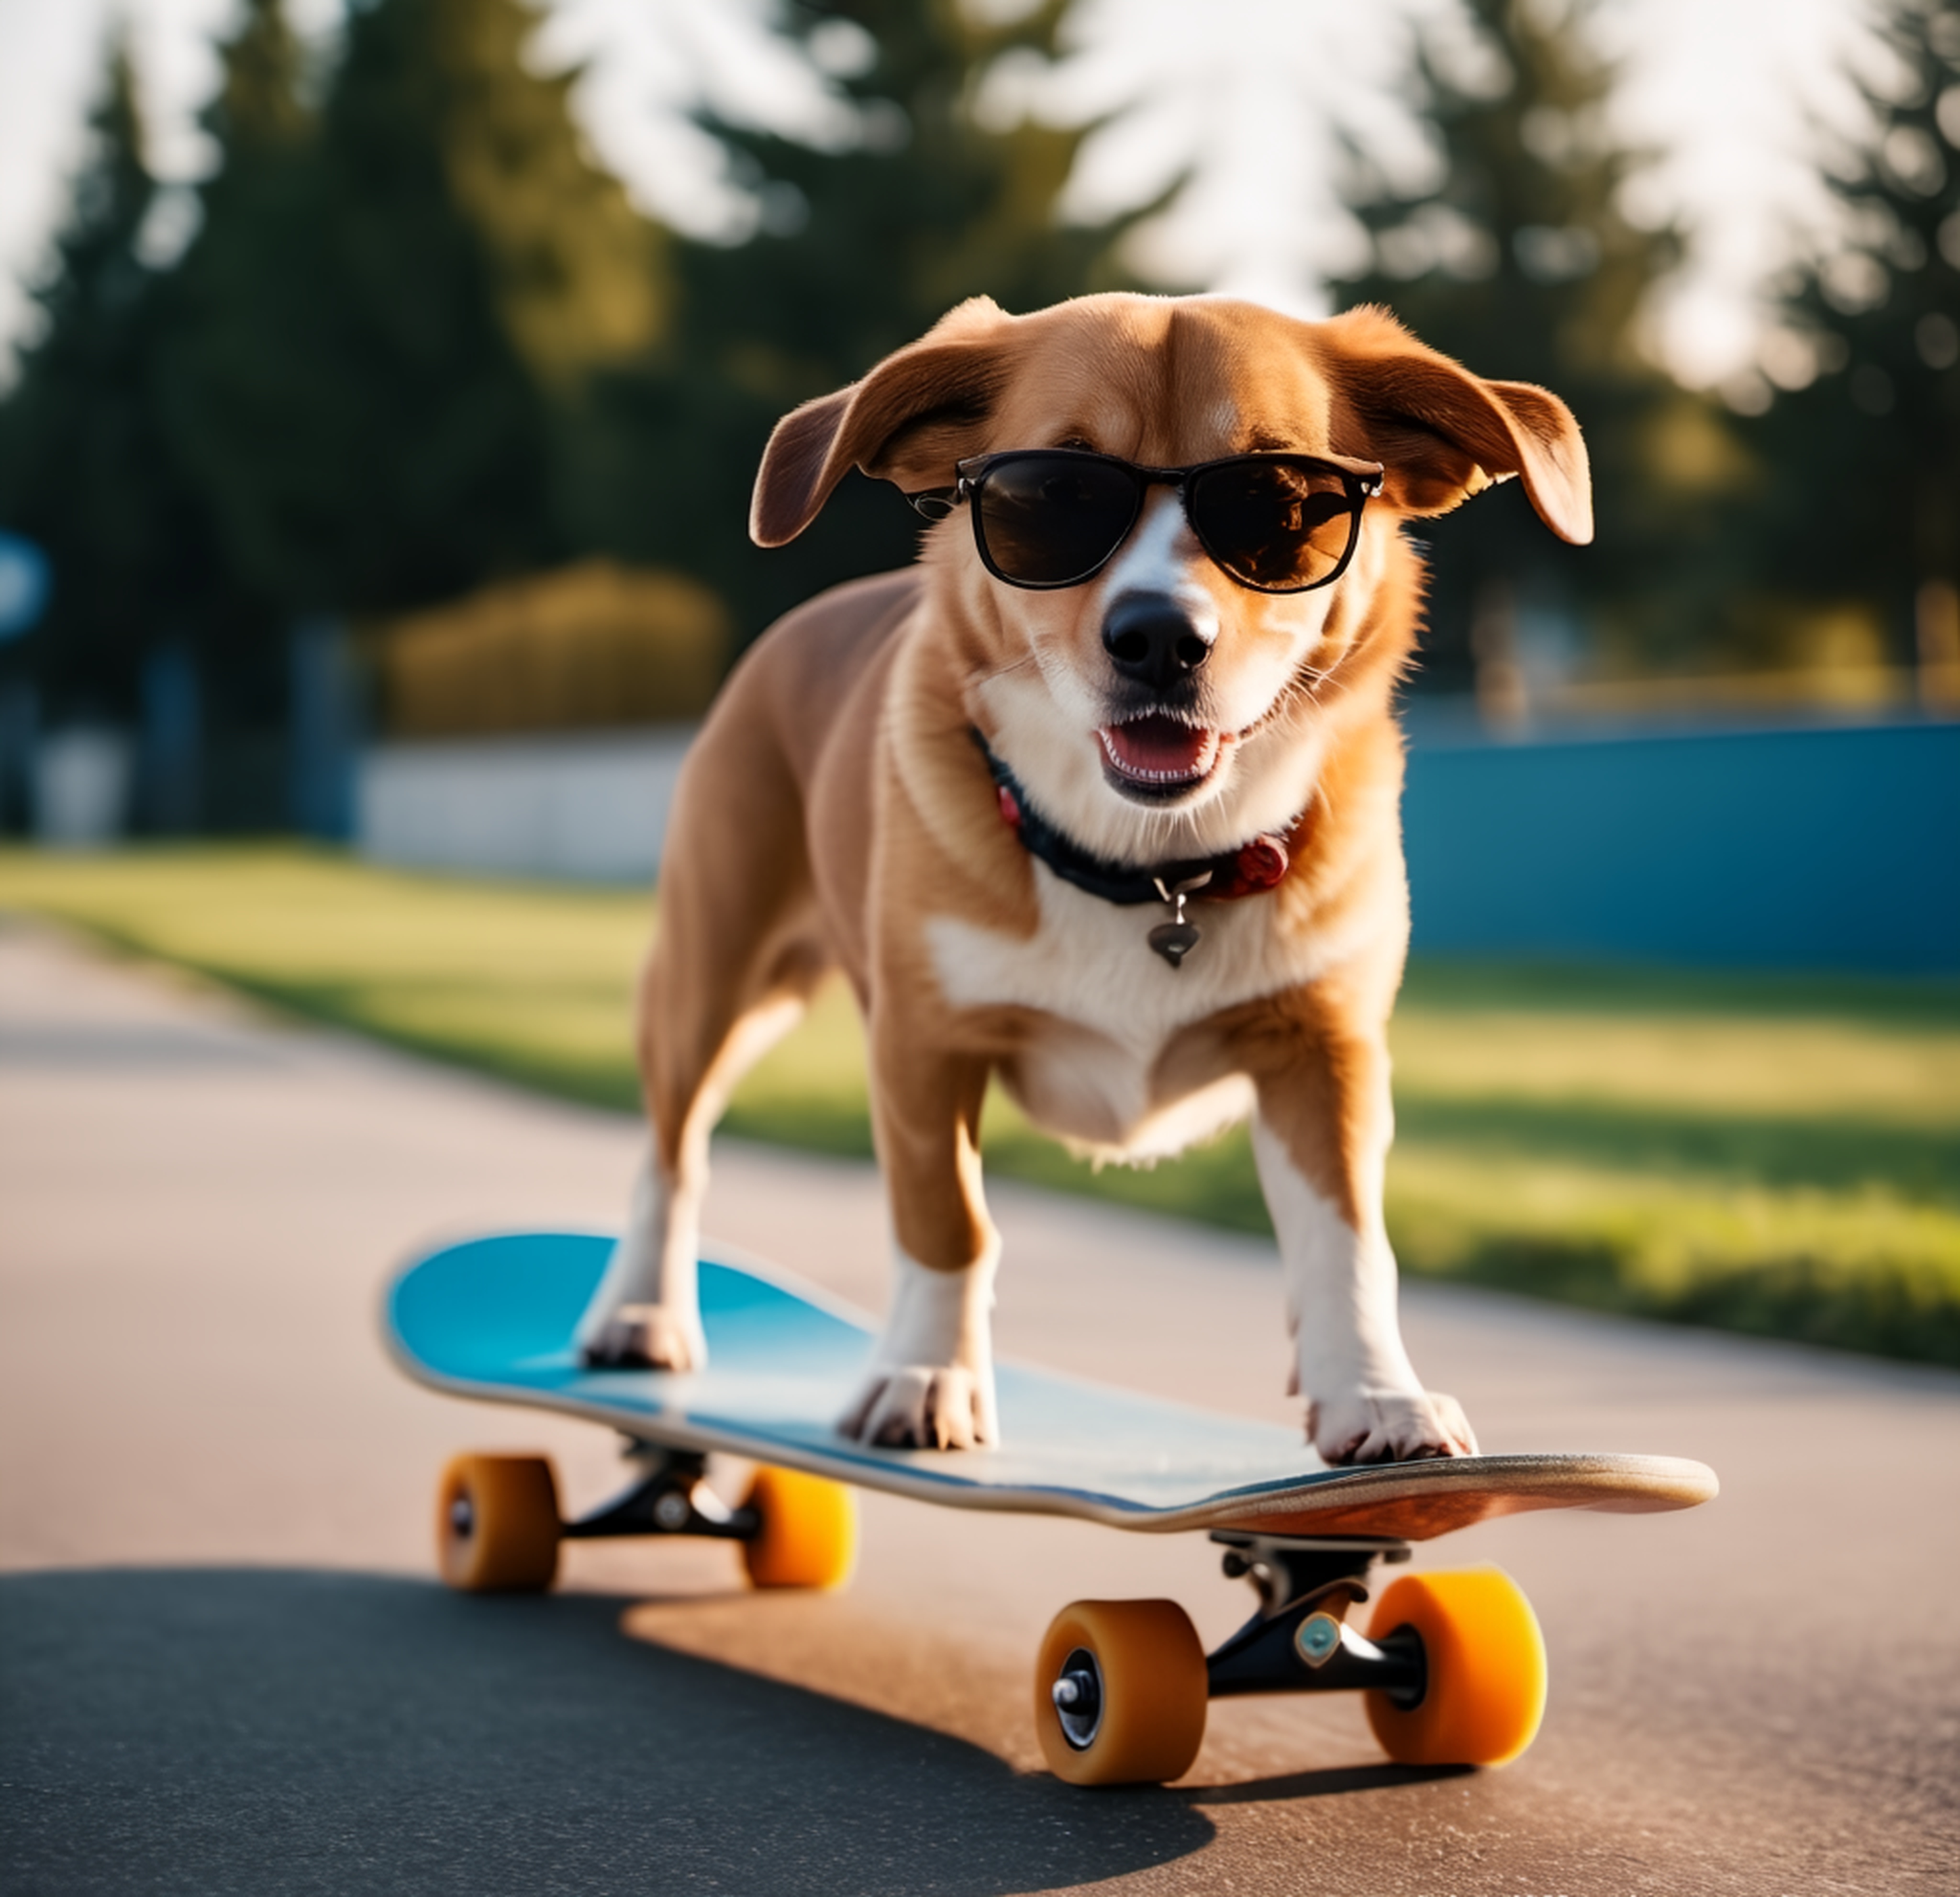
[576,1143,709,1372]
[575,978,815,1371]
[576,730,829,1372]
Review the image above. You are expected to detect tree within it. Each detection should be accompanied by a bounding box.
[571,0,1150,642]
[156,0,314,653]
[1327,0,1747,698]
[1751,0,1960,679]
[167,0,668,625]
[0,32,207,725]
[688,0,1133,399]
[431,0,665,388]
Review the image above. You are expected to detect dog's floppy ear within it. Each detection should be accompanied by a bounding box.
[751,298,1014,547]
[1324,306,1593,546]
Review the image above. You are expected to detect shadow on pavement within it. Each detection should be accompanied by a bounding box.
[0,1569,1213,1897]
[1186,1761,1470,1806]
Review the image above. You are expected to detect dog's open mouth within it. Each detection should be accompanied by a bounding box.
[1098,714,1223,796]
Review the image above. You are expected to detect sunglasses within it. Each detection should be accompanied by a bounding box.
[907,447,1384,595]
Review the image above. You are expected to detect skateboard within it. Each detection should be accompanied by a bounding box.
[386,1230,1718,1785]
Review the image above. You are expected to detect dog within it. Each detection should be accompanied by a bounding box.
[572,292,1589,1465]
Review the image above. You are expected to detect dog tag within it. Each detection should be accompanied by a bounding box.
[1147,872,1211,970]
[1147,918,1202,968]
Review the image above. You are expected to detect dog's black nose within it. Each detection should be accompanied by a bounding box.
[1102,594,1213,692]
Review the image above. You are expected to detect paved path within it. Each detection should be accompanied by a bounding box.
[2,917,1955,1895]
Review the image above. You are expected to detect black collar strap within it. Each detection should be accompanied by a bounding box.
[973,731,1305,909]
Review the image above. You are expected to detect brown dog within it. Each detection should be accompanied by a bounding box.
[573,292,1589,1465]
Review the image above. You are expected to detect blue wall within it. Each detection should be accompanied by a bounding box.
[1402,718,1960,973]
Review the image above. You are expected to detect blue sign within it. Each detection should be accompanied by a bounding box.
[0,531,50,640]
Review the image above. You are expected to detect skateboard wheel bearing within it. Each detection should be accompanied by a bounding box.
[1035,1599,1207,1786]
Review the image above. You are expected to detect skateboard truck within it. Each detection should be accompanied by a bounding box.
[1204,1533,1425,1707]
[558,1444,760,1545]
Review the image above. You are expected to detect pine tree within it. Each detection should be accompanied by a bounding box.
[209,0,312,149]
[574,0,1147,643]
[1752,0,1960,676]
[167,0,668,624]
[0,33,200,722]
[688,0,1133,402]
[157,0,315,636]
[1328,0,1744,697]
[431,0,665,387]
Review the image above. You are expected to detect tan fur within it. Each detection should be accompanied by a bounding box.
[598,292,1589,1461]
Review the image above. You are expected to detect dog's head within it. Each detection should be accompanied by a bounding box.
[752,293,1590,859]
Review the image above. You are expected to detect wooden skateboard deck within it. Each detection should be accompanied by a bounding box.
[385,1230,1717,1541]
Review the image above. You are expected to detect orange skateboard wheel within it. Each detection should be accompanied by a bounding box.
[1035,1598,1209,1785]
[740,1466,858,1590]
[1364,1566,1548,1766]
[436,1453,561,1593]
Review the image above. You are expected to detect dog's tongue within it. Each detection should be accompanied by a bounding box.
[1100,715,1218,786]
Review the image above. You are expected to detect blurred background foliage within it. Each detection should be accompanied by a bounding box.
[379,559,728,736]
[0,0,1954,1363]
[0,0,1954,827]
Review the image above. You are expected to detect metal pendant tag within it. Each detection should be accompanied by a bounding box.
[1148,919,1201,967]
[1148,872,1212,971]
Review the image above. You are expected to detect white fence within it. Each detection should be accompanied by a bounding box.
[356,727,695,883]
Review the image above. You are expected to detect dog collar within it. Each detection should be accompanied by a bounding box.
[973,732,1307,970]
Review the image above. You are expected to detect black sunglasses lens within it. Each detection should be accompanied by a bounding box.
[1189,460,1358,590]
[975,456,1142,586]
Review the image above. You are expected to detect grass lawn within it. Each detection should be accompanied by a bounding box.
[4,843,1957,1367]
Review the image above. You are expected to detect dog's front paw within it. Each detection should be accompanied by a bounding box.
[579,1302,707,1373]
[1307,1387,1478,1465]
[838,1364,998,1451]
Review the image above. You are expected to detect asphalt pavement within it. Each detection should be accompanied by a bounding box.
[2,915,1956,1896]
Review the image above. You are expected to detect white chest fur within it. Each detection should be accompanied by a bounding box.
[924,866,1328,1163]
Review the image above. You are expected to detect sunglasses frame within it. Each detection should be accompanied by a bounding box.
[906,446,1386,596]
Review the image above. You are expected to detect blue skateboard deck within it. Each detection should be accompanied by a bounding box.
[385,1231,1717,1541]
